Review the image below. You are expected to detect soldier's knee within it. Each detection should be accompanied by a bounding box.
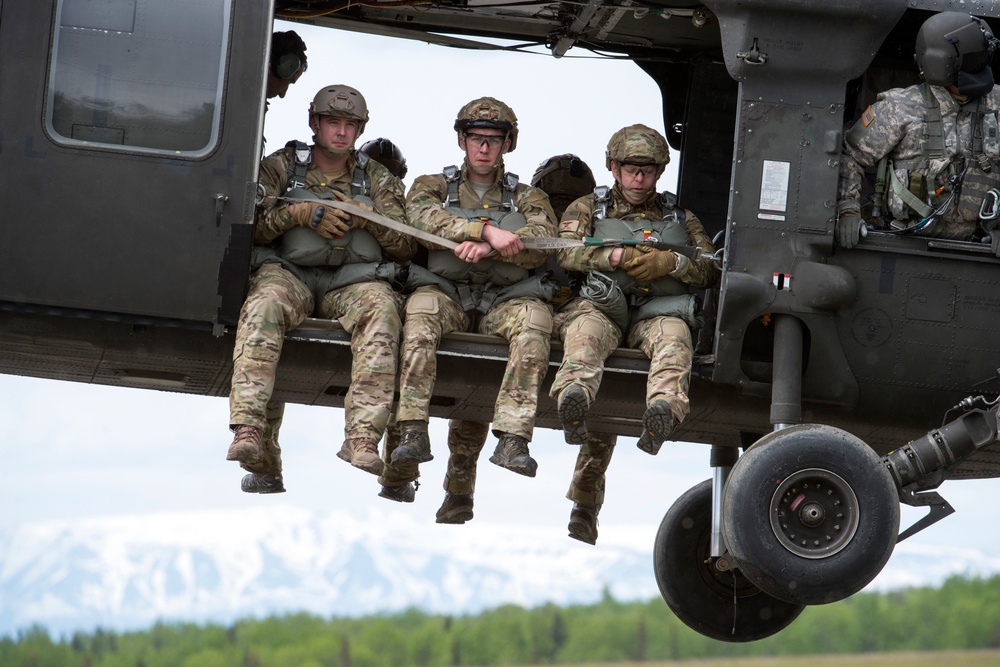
[406,291,442,316]
[568,311,616,342]
[523,300,553,334]
[656,317,694,345]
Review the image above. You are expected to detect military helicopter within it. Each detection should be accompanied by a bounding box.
[4,0,1000,643]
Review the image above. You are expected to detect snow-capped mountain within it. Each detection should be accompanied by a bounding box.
[1,505,996,637]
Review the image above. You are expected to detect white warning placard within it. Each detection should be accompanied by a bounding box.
[759,159,790,213]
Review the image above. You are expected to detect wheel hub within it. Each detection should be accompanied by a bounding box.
[769,468,860,559]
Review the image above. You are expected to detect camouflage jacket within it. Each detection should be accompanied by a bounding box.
[557,185,718,290]
[254,145,415,261]
[838,83,1000,239]
[405,161,557,270]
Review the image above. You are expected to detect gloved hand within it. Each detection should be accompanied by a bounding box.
[835,212,863,249]
[619,246,639,266]
[622,245,677,282]
[345,198,374,229]
[289,200,352,239]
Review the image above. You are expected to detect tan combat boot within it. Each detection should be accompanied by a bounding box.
[337,438,385,476]
[226,425,264,465]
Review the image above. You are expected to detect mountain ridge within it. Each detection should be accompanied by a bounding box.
[2,505,996,637]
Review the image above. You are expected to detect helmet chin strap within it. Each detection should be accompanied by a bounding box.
[322,145,352,158]
[313,134,352,158]
[464,155,502,177]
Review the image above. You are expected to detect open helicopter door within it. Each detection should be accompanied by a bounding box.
[0,0,269,329]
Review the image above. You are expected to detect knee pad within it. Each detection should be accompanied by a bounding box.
[524,301,553,334]
[571,312,609,340]
[406,291,441,316]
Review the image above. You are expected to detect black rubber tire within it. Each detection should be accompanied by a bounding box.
[653,480,806,642]
[723,424,899,606]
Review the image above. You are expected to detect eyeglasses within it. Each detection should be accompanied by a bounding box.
[464,133,506,149]
[619,163,658,178]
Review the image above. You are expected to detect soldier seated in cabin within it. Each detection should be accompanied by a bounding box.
[549,125,719,544]
[379,153,600,524]
[227,85,414,491]
[836,11,1000,250]
[383,97,559,489]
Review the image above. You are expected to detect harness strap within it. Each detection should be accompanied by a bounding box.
[888,164,934,218]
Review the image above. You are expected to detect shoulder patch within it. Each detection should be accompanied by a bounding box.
[861,105,875,127]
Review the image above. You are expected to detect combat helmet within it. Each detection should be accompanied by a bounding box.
[309,85,369,135]
[605,124,670,174]
[531,154,595,217]
[454,97,518,151]
[915,12,998,97]
[360,137,408,179]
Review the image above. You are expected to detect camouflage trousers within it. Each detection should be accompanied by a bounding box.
[395,286,469,424]
[379,417,490,491]
[628,315,694,422]
[548,298,622,404]
[479,296,553,439]
[241,399,286,475]
[317,280,404,442]
[396,288,552,440]
[567,432,619,508]
[229,263,314,432]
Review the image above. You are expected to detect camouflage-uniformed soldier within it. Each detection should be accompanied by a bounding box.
[837,12,1000,247]
[227,85,414,488]
[350,138,492,514]
[239,135,414,496]
[385,97,559,490]
[550,125,719,544]
[384,154,598,523]
[532,154,625,545]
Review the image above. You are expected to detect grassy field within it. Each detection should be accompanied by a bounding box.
[513,651,1000,667]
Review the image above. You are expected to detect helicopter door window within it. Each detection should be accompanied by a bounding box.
[45,0,231,157]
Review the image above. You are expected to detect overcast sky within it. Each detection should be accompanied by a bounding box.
[2,19,998,621]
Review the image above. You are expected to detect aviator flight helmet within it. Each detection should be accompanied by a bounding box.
[916,12,998,98]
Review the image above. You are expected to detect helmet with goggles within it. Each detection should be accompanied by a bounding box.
[454,97,518,152]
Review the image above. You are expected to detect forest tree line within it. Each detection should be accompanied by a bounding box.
[3,574,1000,667]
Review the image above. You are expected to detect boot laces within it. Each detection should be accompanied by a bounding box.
[357,439,379,456]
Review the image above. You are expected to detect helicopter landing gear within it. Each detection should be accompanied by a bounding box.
[653,479,805,642]
[722,424,900,605]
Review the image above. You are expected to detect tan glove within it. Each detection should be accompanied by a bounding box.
[345,198,374,229]
[619,246,640,266]
[622,245,677,282]
[289,200,352,239]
